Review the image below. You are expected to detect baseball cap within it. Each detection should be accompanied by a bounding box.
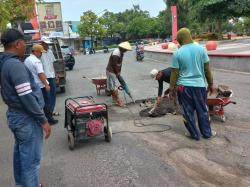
[150,69,159,79]
[0,29,24,46]
[32,44,46,53]
[118,41,132,51]
[41,37,52,44]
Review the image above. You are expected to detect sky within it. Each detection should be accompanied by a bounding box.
[45,0,166,21]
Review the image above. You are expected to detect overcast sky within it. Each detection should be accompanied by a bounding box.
[44,0,166,21]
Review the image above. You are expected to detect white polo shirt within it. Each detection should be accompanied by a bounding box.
[24,54,45,88]
[41,49,56,78]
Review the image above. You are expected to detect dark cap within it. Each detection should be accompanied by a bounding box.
[0,29,24,46]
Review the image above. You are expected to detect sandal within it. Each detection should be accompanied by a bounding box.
[53,112,60,116]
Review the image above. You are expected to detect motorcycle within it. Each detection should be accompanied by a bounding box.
[136,49,144,61]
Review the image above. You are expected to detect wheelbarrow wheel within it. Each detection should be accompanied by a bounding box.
[104,126,112,142]
[220,115,226,122]
[68,132,75,150]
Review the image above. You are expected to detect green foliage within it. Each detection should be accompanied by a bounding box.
[0,0,34,32]
[76,1,250,41]
[102,11,118,37]
[195,33,219,40]
[233,20,245,34]
[78,11,106,39]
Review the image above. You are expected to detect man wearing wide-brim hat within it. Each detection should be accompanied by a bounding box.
[106,41,132,107]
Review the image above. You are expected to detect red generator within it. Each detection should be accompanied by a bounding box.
[65,96,112,150]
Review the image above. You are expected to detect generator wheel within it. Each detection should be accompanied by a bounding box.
[68,132,75,150]
[104,126,112,142]
[220,115,226,122]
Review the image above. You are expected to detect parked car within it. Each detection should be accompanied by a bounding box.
[23,39,66,93]
[61,45,75,70]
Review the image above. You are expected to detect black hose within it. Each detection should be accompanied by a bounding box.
[112,96,172,134]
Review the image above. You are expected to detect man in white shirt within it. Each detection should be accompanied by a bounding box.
[24,44,58,125]
[41,39,58,116]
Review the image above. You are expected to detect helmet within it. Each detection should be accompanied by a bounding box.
[118,41,132,51]
[150,69,159,79]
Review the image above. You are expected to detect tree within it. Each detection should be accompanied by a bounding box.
[0,1,11,31]
[78,11,106,45]
[127,16,151,39]
[189,0,250,34]
[157,9,172,37]
[116,7,150,39]
[243,17,250,33]
[0,0,34,31]
[102,12,121,37]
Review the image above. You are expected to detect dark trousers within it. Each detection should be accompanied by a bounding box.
[47,78,57,113]
[177,86,212,140]
[41,88,53,122]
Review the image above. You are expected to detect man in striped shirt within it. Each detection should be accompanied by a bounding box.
[0,29,51,187]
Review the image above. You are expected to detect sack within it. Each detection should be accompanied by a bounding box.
[217,85,233,98]
[149,97,180,117]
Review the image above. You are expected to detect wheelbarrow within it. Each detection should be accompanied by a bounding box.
[83,76,107,95]
[207,97,236,122]
[207,85,236,122]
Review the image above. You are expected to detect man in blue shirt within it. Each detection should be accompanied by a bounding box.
[0,29,51,186]
[170,28,215,140]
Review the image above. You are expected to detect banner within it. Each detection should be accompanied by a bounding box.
[37,2,63,35]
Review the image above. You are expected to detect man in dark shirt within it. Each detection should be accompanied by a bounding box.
[0,29,51,187]
[150,67,172,105]
[106,41,132,107]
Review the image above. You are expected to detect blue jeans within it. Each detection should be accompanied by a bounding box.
[177,86,212,140]
[7,111,43,187]
[47,78,57,113]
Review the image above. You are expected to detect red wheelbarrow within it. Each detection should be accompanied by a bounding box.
[83,76,107,95]
[207,85,236,122]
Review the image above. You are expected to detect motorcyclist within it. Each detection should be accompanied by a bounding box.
[136,41,144,61]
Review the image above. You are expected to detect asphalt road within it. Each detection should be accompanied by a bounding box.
[1,51,250,186]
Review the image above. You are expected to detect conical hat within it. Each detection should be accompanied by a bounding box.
[118,41,132,51]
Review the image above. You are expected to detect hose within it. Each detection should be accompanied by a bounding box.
[112,91,172,134]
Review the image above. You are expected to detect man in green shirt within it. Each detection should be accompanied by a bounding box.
[170,28,216,140]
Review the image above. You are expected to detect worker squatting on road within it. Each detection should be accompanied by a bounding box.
[149,67,172,114]
[106,41,132,107]
[169,27,216,140]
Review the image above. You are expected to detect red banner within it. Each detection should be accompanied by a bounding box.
[31,0,41,40]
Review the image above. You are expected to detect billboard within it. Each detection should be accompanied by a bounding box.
[37,2,63,34]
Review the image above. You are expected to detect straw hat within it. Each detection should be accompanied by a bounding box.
[150,69,159,79]
[118,41,132,51]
